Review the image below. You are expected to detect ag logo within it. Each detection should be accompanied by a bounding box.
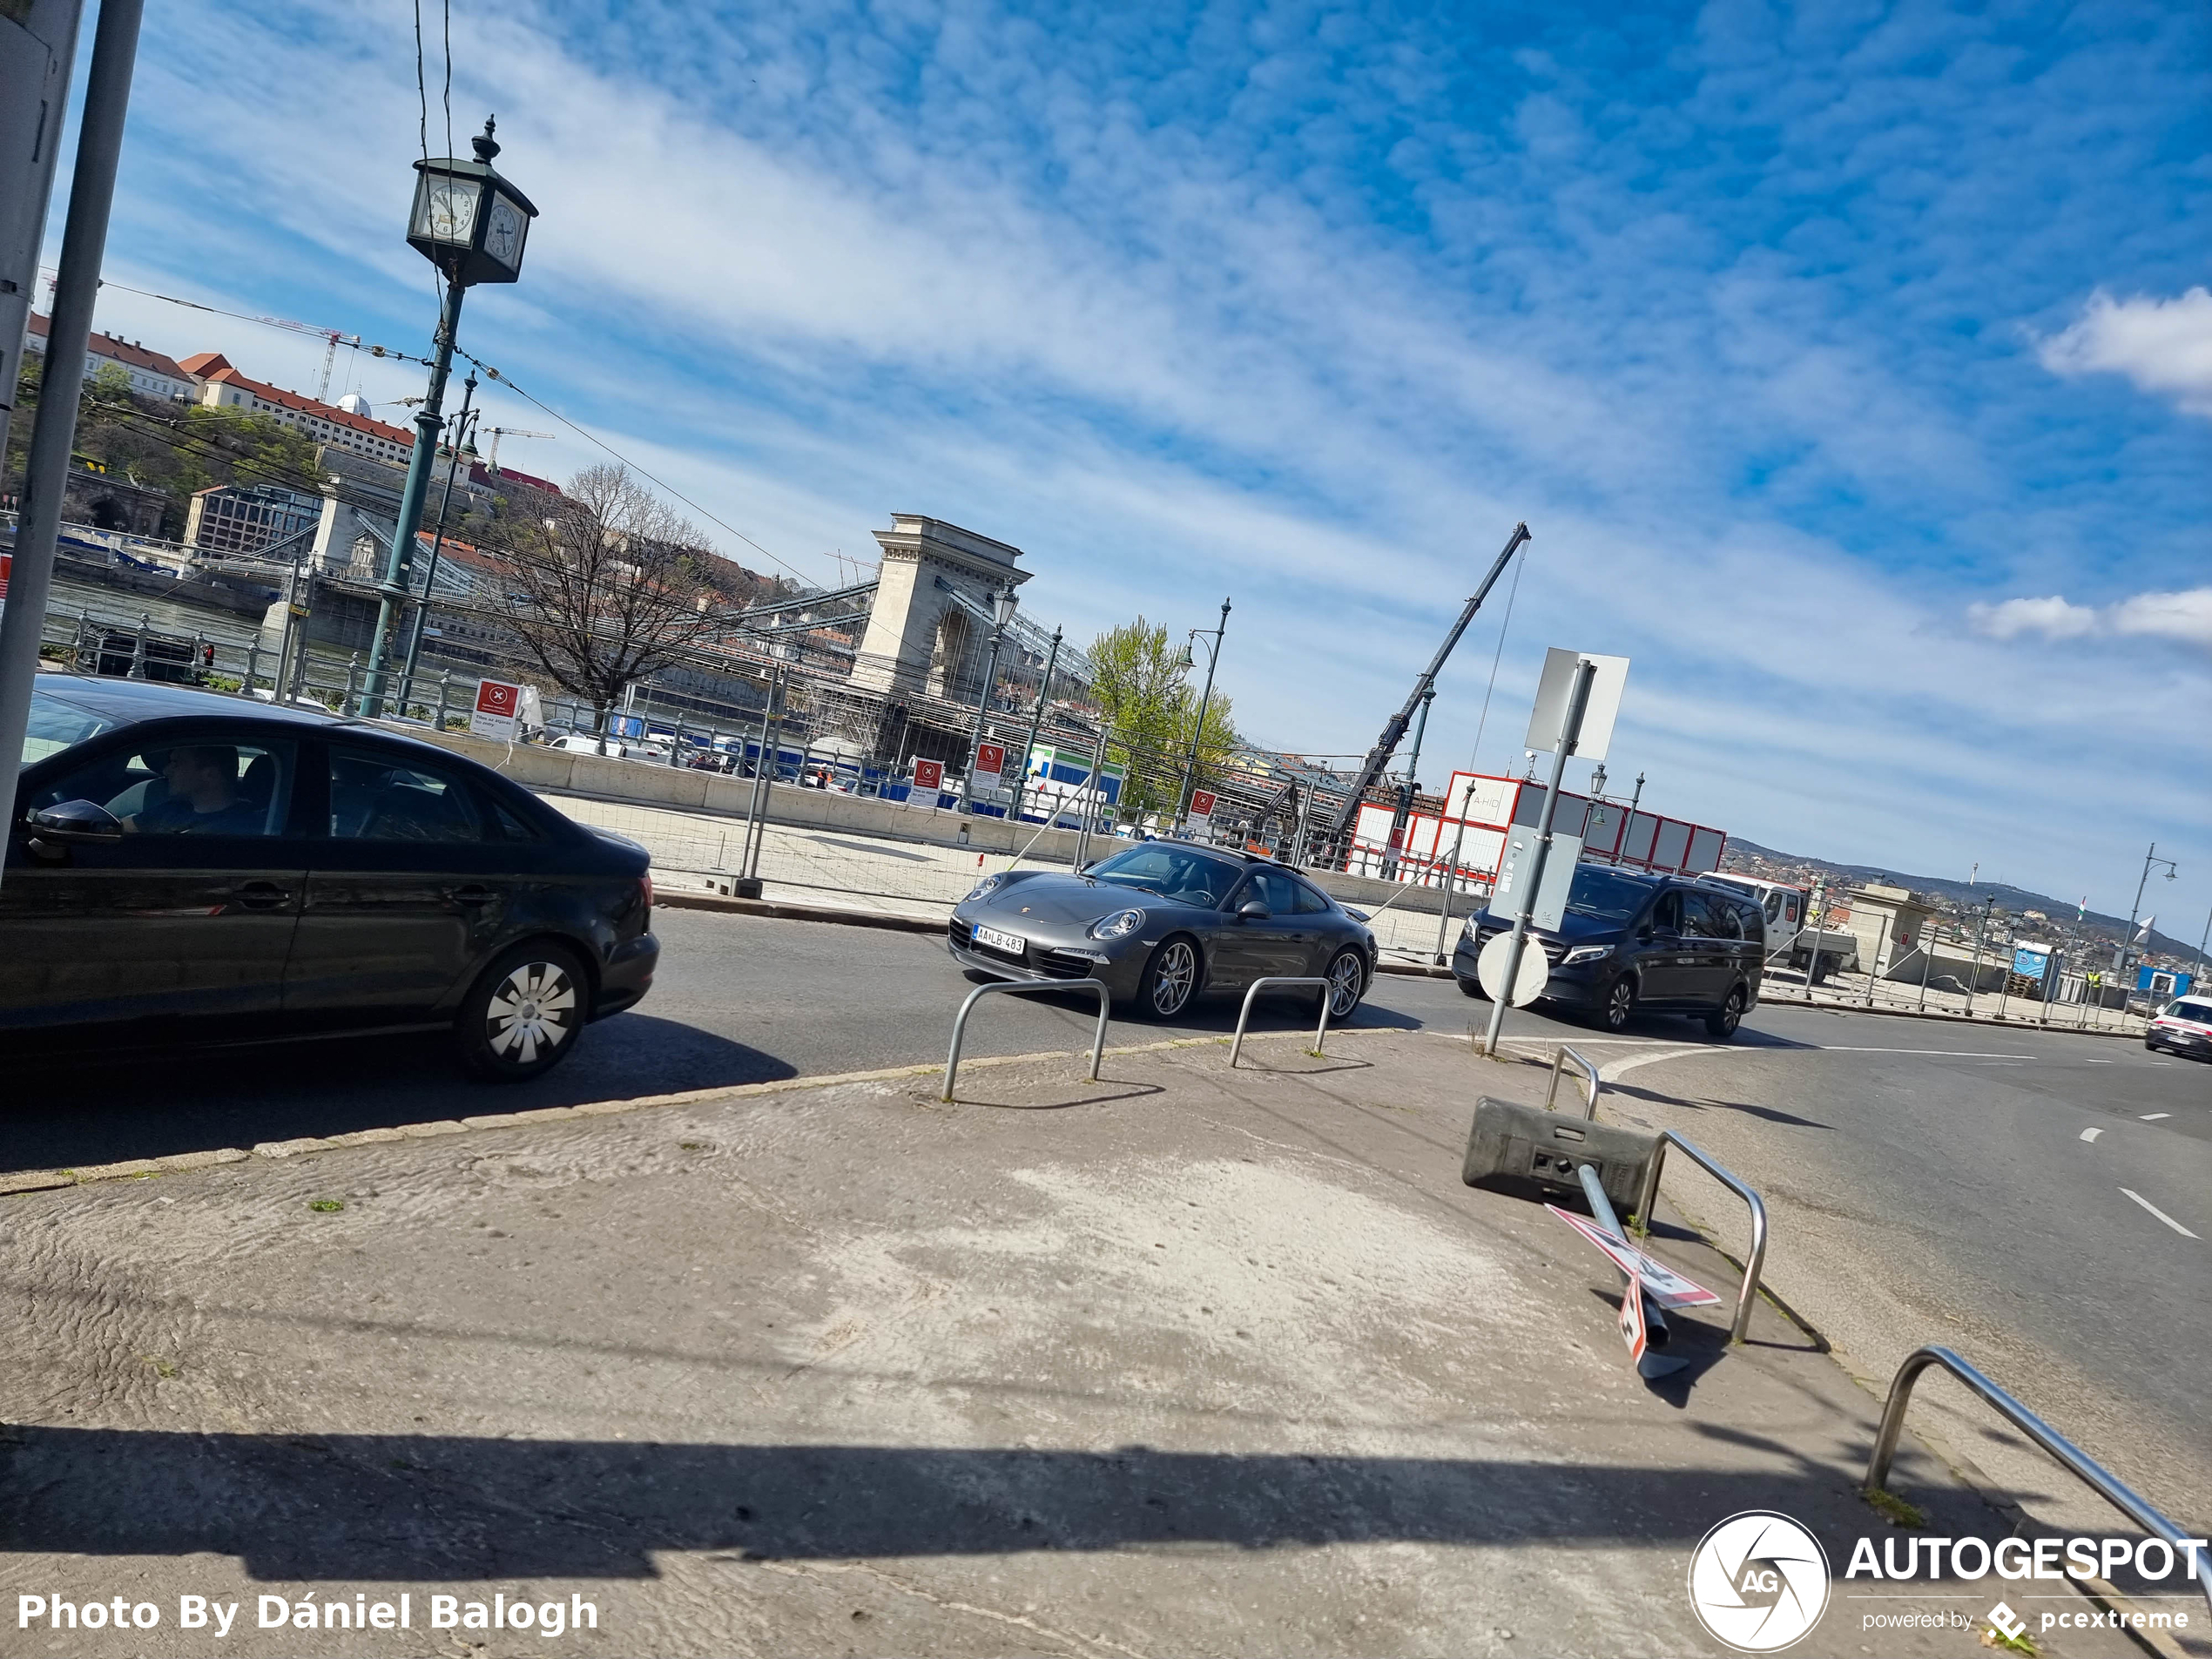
[1687,1511,1831,1651]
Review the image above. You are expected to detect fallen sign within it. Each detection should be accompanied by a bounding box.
[1547,1204,1722,1309]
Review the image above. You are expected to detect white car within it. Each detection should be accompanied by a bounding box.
[2145,995,2212,1062]
[553,732,628,758]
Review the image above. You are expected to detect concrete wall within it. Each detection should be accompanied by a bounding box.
[391,725,1490,919]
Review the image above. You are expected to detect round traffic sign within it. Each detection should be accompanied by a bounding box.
[1477,928,1549,1007]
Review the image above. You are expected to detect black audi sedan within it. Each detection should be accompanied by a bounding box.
[4,674,657,1080]
[948,840,1377,1020]
[1452,863,1766,1038]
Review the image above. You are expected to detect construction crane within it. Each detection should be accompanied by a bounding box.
[483,426,556,477]
[1322,522,1533,859]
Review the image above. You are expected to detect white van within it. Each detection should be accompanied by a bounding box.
[1699,872,1860,983]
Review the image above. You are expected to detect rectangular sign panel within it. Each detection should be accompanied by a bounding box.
[470,678,523,742]
[1547,1205,1722,1308]
[1526,648,1630,764]
[1189,788,1217,819]
[1491,831,1582,931]
[913,758,944,791]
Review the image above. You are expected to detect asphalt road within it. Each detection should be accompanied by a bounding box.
[12,907,2209,1540]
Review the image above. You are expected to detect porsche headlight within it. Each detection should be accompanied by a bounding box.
[1088,907,1144,941]
[965,874,1002,902]
[1561,943,1612,965]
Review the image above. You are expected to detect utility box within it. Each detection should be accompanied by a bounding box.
[1461,1096,1656,1216]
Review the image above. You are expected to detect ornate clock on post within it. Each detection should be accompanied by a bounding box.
[357,118,539,718]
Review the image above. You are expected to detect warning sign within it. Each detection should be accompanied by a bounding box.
[470,678,523,742]
[913,758,944,792]
[1618,1274,1649,1362]
[974,742,1006,779]
[1546,1204,1721,1308]
[1189,788,1217,820]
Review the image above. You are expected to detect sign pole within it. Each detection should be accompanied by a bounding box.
[1480,658,1596,1057]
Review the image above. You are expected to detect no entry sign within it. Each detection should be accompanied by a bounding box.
[914,758,944,792]
[470,678,523,741]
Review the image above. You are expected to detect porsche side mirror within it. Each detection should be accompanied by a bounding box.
[29,799,125,843]
[1238,900,1271,921]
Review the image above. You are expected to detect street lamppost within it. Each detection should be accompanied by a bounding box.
[395,370,481,717]
[1175,597,1231,832]
[358,118,538,718]
[960,585,1020,815]
[2111,840,2179,995]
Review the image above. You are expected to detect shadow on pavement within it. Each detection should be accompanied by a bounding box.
[3,1426,1993,1582]
[1603,1082,1833,1129]
[2,1015,793,1176]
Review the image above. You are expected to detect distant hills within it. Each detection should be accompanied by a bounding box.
[1719,838,2204,966]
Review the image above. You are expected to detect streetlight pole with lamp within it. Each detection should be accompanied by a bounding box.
[358,118,538,718]
[960,585,1021,816]
[2110,842,2178,988]
[1175,597,1231,832]
[395,370,481,717]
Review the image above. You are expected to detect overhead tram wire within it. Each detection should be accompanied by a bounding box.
[452,347,833,591]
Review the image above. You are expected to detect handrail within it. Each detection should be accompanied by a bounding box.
[1229,976,1332,1069]
[1866,1345,2212,1618]
[1545,1045,1602,1119]
[942,977,1109,1103]
[1631,1130,1768,1345]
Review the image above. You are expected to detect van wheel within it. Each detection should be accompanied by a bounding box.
[1597,975,1636,1032]
[1456,974,1487,999]
[1705,984,1747,1041]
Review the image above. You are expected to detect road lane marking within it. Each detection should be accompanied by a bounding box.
[2080,1128,2102,1142]
[2085,1059,2114,1064]
[1815,1046,2034,1059]
[2120,1189,2199,1239]
[2141,1113,2171,1120]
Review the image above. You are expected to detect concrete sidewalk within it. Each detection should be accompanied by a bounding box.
[0,1029,2168,1658]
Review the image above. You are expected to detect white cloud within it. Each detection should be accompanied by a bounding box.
[1966,595,2099,640]
[2109,588,2212,648]
[2037,288,2212,418]
[1968,588,2212,649]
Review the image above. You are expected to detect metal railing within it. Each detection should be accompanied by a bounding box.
[1228,976,1332,1068]
[1630,1131,1769,1345]
[1866,1345,2212,1617]
[942,977,1109,1102]
[1544,1045,1602,1118]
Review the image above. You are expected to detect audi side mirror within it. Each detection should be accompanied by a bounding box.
[29,799,125,843]
[1238,900,1271,921]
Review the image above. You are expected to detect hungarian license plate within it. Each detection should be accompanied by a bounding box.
[973,924,1026,957]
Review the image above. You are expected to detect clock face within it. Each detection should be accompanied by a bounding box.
[485,194,525,267]
[422,180,477,241]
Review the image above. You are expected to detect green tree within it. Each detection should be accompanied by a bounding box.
[1086,617,1241,822]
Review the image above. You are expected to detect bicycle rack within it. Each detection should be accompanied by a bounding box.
[942,978,1109,1103]
[1545,1045,1602,1119]
[1630,1131,1768,1344]
[1228,976,1332,1069]
[1866,1345,2212,1618]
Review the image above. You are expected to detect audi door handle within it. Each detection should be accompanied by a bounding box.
[448,885,496,905]
[234,881,292,909]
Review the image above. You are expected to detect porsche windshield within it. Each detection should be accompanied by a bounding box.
[1088,844,1239,907]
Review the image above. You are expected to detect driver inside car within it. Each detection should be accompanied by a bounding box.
[125,745,262,834]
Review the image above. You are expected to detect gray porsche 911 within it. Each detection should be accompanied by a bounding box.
[948,840,1377,1020]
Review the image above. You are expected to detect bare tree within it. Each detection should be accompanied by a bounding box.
[488,465,728,731]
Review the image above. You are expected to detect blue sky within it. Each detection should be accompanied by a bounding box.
[44,0,2212,933]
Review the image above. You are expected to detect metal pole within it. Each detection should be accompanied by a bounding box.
[1963,897,1993,1017]
[0,0,140,875]
[1915,914,1937,1010]
[398,375,478,714]
[1864,914,1890,1007]
[1480,659,1596,1057]
[1433,780,1475,964]
[1385,685,1434,880]
[359,278,467,717]
[1175,597,1231,830]
[2112,844,2155,981]
[744,668,784,881]
[1008,626,1062,830]
[961,605,1012,816]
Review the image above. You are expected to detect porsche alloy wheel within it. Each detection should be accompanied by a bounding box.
[1325,948,1368,1018]
[1142,939,1198,1020]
